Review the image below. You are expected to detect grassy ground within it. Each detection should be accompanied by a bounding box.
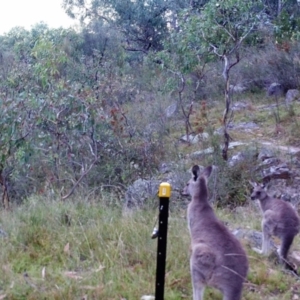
[0,196,300,300]
[1,95,300,299]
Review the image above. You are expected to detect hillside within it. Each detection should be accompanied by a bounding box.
[1,92,300,299]
[1,1,300,298]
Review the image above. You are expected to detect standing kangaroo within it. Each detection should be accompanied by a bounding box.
[250,182,300,271]
[182,165,248,300]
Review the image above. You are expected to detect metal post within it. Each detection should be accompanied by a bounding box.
[155,182,171,300]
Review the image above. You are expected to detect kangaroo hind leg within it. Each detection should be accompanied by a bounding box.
[190,245,215,300]
[191,282,205,300]
[279,233,297,273]
[190,259,205,300]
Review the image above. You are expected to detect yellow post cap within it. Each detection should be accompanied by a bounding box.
[159,182,171,198]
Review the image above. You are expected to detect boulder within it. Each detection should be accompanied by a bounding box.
[229,84,247,93]
[267,82,284,97]
[285,89,300,105]
[165,103,177,118]
[180,132,209,144]
[124,169,188,208]
[124,178,160,208]
[231,101,251,111]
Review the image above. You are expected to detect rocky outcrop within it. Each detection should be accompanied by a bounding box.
[286,89,300,105]
[124,178,160,208]
[124,164,188,208]
[124,138,300,208]
[229,84,247,93]
[234,228,300,272]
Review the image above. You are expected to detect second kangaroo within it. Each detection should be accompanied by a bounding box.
[182,165,248,300]
[250,182,300,271]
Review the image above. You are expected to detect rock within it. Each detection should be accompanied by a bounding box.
[220,122,259,132]
[267,82,284,97]
[228,148,258,167]
[228,152,245,167]
[231,101,251,111]
[165,103,177,118]
[262,163,292,183]
[189,147,214,159]
[258,147,276,161]
[234,229,300,272]
[180,132,209,144]
[285,89,300,105]
[232,229,275,250]
[190,141,246,159]
[0,228,7,238]
[124,179,160,208]
[259,157,281,167]
[259,141,300,156]
[288,250,300,274]
[229,84,247,93]
[124,168,189,208]
[228,141,247,148]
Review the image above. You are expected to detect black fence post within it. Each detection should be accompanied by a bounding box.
[155,182,171,300]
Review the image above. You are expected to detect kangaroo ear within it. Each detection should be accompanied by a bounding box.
[202,165,213,178]
[191,165,200,181]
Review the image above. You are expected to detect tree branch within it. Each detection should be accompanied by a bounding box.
[61,158,98,200]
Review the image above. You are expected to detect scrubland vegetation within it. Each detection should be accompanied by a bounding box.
[1,0,300,299]
[1,196,300,299]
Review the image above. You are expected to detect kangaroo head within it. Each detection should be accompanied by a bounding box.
[250,182,268,201]
[182,165,213,197]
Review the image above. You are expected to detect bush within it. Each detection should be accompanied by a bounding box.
[212,148,258,208]
[229,42,300,93]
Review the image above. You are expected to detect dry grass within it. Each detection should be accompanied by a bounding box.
[0,197,299,299]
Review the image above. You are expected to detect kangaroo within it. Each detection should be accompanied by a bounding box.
[250,182,300,271]
[182,165,249,300]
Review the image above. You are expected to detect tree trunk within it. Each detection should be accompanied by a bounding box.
[0,173,10,210]
[222,55,231,161]
[278,0,282,16]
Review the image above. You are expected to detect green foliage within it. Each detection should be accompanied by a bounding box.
[1,0,300,204]
[0,20,174,202]
[0,94,34,200]
[233,42,300,93]
[63,0,173,52]
[32,38,69,89]
[274,10,300,42]
[214,148,258,208]
[1,3,300,298]
[182,0,264,57]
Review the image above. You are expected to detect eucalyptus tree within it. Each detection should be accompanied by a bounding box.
[198,0,265,160]
[62,0,205,53]
[272,0,300,41]
[162,0,265,160]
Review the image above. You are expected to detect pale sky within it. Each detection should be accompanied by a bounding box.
[0,0,78,34]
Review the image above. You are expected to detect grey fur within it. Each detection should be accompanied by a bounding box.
[182,165,249,300]
[250,182,300,269]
